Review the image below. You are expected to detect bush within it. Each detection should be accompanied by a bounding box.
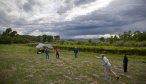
[52,44,146,55]
[0,36,13,44]
[138,41,146,47]
[124,41,136,47]
[12,37,30,43]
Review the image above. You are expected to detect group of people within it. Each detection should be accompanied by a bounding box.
[97,54,128,80]
[39,47,79,60]
[42,47,61,60]
[38,47,129,80]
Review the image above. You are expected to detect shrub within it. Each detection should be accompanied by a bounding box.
[52,44,146,55]
[0,36,13,44]
[12,37,30,43]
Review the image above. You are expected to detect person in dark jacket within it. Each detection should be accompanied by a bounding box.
[123,54,128,72]
[74,47,78,58]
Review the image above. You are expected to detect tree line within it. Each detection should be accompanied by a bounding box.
[54,30,146,47]
[100,31,146,42]
[98,31,146,47]
[0,28,60,44]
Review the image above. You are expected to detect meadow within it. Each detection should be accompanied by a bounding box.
[0,44,146,84]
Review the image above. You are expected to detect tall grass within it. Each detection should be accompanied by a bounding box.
[0,44,146,84]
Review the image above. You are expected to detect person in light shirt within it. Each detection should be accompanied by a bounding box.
[97,54,119,80]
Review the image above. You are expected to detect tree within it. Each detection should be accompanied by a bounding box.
[137,32,146,41]
[133,30,141,41]
[0,28,61,44]
[10,31,17,36]
[47,35,53,42]
[0,36,12,44]
[5,28,12,34]
[107,36,114,44]
[54,35,60,41]
[36,36,43,42]
[118,31,132,41]
[2,28,12,36]
[99,37,105,42]
[42,34,47,42]
[113,35,118,41]
[88,39,92,43]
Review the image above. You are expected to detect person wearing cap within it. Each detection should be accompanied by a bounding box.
[97,54,119,80]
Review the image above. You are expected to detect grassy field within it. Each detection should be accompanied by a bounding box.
[0,44,146,84]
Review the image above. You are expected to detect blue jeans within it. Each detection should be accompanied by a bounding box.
[75,53,78,58]
[45,53,49,59]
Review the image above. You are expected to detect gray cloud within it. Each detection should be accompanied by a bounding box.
[65,0,146,36]
[71,0,96,6]
[23,2,32,12]
[22,0,41,12]
[0,10,10,26]
[57,0,96,14]
[0,0,146,39]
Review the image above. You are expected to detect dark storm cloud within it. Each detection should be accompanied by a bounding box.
[22,0,41,12]
[23,2,32,12]
[16,0,40,12]
[72,0,96,6]
[36,0,146,38]
[57,0,96,14]
[57,0,146,38]
[0,0,146,39]
[51,21,123,38]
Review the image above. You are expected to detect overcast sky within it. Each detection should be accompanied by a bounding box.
[0,0,146,39]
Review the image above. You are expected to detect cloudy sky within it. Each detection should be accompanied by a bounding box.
[0,0,146,39]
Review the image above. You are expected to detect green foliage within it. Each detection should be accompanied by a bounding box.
[47,35,53,42]
[0,36,13,44]
[52,44,146,55]
[0,28,58,44]
[1,28,146,48]
[2,28,12,36]
[54,35,60,41]
[42,34,47,42]
[2,28,18,36]
[98,31,146,47]
[88,39,92,43]
[10,31,18,37]
[99,37,105,42]
[12,37,30,43]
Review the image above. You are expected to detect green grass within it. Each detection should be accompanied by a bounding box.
[0,44,146,84]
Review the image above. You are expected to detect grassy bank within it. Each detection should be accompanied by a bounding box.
[0,44,146,84]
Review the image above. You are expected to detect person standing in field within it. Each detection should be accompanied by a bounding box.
[123,54,128,72]
[97,54,119,80]
[55,47,60,59]
[44,46,49,60]
[74,47,78,58]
